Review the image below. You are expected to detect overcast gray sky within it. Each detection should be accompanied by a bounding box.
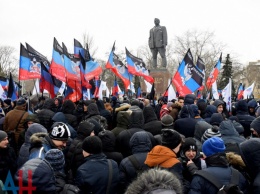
[1,0,260,65]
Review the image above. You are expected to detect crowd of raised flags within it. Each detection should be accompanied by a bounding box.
[0,38,254,106]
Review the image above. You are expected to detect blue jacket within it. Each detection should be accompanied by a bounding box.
[75,153,119,194]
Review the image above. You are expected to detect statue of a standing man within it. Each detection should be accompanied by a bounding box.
[149,18,167,68]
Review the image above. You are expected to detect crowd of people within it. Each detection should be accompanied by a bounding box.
[0,93,260,193]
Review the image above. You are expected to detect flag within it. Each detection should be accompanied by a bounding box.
[197,90,201,98]
[125,47,154,84]
[243,82,255,99]
[144,80,152,93]
[237,83,244,100]
[93,77,101,98]
[84,60,102,81]
[212,81,219,99]
[167,79,176,101]
[79,52,92,89]
[212,81,219,100]
[0,83,7,100]
[112,79,119,96]
[32,79,40,95]
[74,38,85,58]
[19,44,41,80]
[7,73,18,101]
[49,37,66,82]
[206,53,222,89]
[63,42,81,82]
[106,43,133,88]
[127,82,135,94]
[40,62,55,98]
[196,56,205,91]
[0,76,9,90]
[136,87,141,98]
[172,48,203,96]
[222,78,232,112]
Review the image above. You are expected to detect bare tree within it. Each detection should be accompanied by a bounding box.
[0,45,18,77]
[173,29,226,77]
[82,32,98,59]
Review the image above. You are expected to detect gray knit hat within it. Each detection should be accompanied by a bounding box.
[201,126,221,144]
[0,131,7,142]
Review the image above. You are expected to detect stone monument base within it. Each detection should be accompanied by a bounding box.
[141,68,172,100]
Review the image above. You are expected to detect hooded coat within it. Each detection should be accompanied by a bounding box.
[203,105,217,124]
[116,109,156,157]
[111,111,130,137]
[62,100,78,129]
[174,105,198,138]
[240,138,260,193]
[119,131,152,192]
[36,99,56,131]
[143,105,162,135]
[236,100,255,138]
[17,123,47,168]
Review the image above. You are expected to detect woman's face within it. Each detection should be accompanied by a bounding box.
[185,149,197,160]
[217,105,223,113]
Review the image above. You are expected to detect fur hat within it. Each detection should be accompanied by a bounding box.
[0,131,7,142]
[161,115,174,127]
[202,137,225,157]
[49,122,70,141]
[45,149,65,172]
[16,98,27,106]
[182,137,197,153]
[201,126,221,143]
[161,129,182,149]
[82,136,102,154]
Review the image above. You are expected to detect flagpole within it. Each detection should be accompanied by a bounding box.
[163,81,172,98]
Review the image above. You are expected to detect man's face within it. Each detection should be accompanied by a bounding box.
[0,137,8,148]
[178,99,184,107]
[54,99,59,106]
[185,149,197,160]
[252,129,259,137]
[154,18,160,26]
[52,139,67,150]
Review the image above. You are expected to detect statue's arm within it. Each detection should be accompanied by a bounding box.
[163,26,168,46]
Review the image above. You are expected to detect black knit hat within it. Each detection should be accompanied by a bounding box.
[78,120,95,137]
[49,122,70,141]
[161,129,182,149]
[210,113,224,126]
[45,149,65,172]
[182,137,197,153]
[82,136,102,154]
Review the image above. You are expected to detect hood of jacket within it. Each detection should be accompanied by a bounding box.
[86,103,100,117]
[129,131,152,154]
[236,100,248,113]
[204,105,217,118]
[98,130,116,152]
[219,120,240,136]
[143,106,158,123]
[25,123,48,143]
[62,100,75,114]
[240,138,260,178]
[42,99,55,110]
[116,111,130,128]
[52,112,67,123]
[128,109,144,129]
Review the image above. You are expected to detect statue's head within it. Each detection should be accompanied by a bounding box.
[154,18,160,25]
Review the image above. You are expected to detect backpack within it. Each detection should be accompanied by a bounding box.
[128,155,149,177]
[195,168,243,194]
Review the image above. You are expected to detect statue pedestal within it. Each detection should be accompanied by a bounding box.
[142,68,172,99]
